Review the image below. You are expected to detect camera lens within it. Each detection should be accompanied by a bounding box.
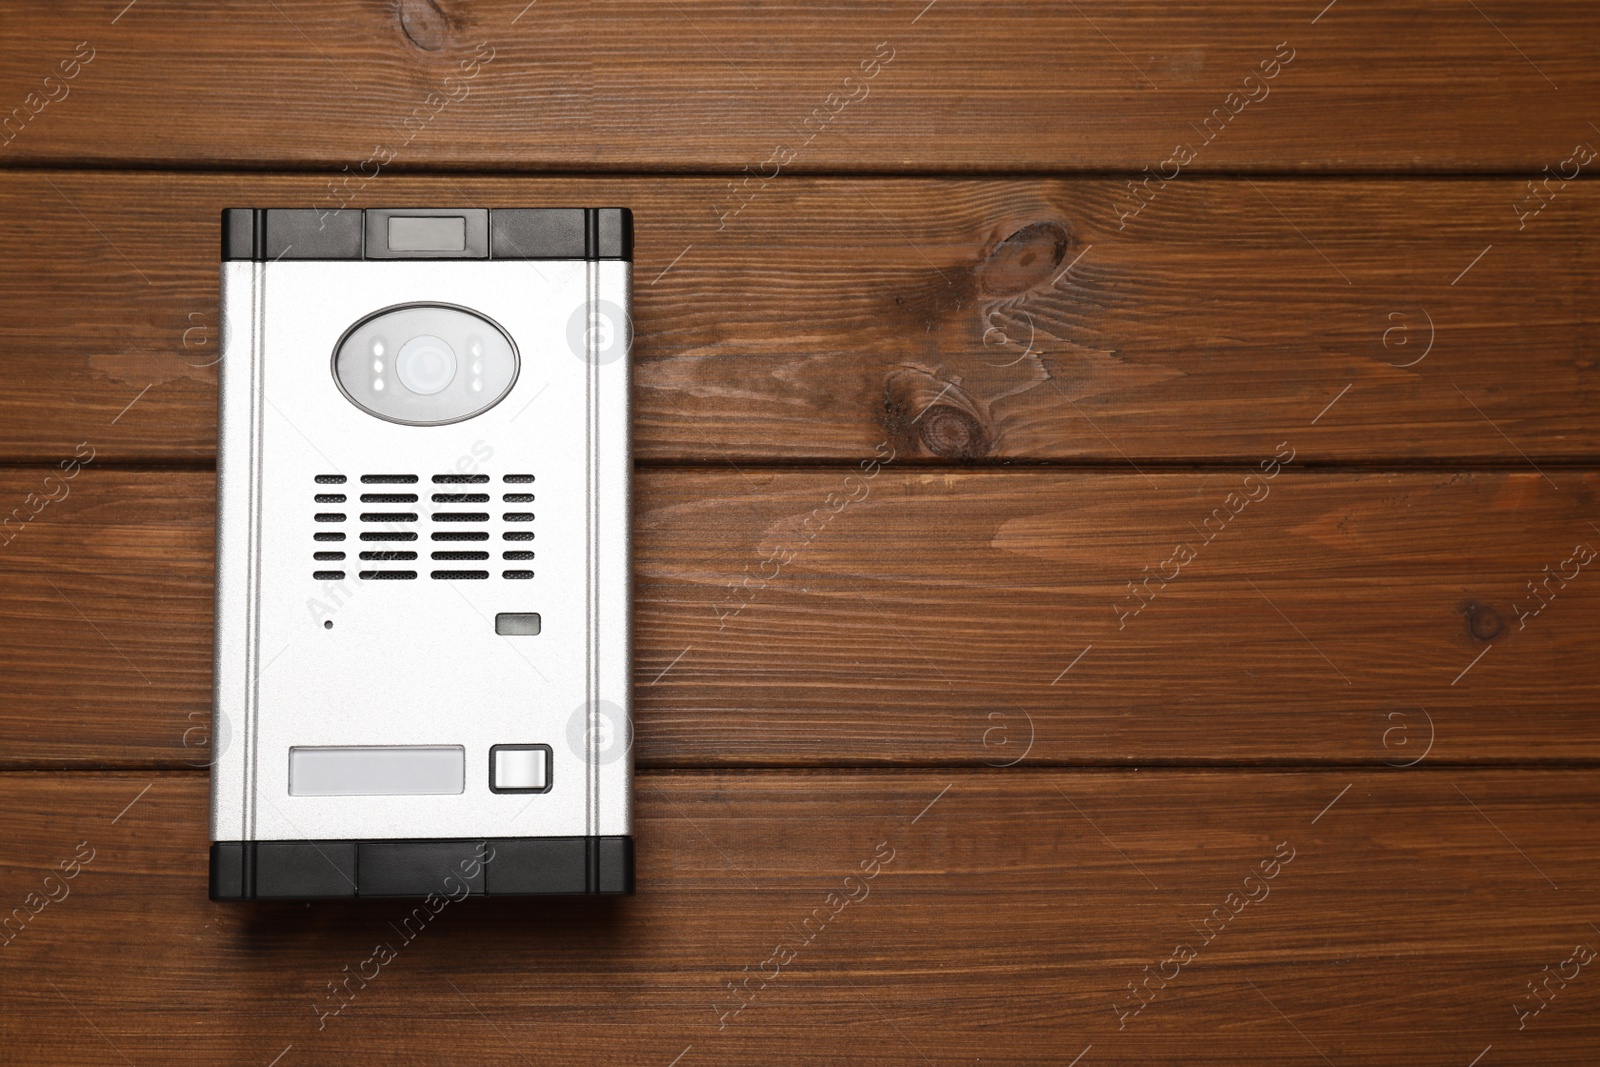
[395,334,457,395]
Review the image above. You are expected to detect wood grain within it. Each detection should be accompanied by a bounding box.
[2,171,1597,463]
[5,2,1597,1060]
[0,2,1596,171]
[4,467,1597,768]
[0,770,1595,1065]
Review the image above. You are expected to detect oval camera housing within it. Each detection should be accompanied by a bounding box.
[332,302,519,425]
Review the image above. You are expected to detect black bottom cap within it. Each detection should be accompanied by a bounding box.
[210,836,633,900]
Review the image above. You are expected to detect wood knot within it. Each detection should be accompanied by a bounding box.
[978,221,1070,297]
[398,0,451,51]
[883,367,993,460]
[1461,600,1504,642]
[920,406,988,459]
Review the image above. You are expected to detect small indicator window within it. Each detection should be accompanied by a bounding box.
[388,215,467,252]
[495,612,542,636]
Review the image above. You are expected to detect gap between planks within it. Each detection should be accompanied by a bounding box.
[9,459,1600,474]
[12,762,1600,776]
[0,162,1587,181]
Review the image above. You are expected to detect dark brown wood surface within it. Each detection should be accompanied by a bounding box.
[3,467,1598,768]
[2,772,1596,1065]
[2,172,1598,463]
[4,0,1599,1062]
[0,1,1596,171]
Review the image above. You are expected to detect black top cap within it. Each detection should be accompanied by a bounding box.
[222,208,632,262]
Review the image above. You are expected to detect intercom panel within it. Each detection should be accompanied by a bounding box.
[210,207,633,899]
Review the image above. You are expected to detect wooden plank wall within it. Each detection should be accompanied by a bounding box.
[2,1,1598,1064]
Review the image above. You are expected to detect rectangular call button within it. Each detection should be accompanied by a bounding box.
[491,745,551,793]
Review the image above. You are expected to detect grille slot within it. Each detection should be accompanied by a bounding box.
[361,531,418,541]
[313,551,346,561]
[314,531,346,542]
[432,569,489,580]
[433,531,488,541]
[433,474,489,484]
[359,570,418,580]
[433,493,489,503]
[362,474,418,484]
[314,493,347,504]
[504,474,535,483]
[360,550,418,561]
[503,550,535,561]
[504,531,535,542]
[361,493,417,503]
[503,493,535,503]
[433,550,489,561]
[313,570,346,581]
[503,570,535,580]
[315,474,347,484]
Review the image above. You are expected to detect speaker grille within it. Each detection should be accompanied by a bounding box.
[312,473,534,582]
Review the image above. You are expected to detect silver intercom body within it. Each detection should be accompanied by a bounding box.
[210,208,633,899]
